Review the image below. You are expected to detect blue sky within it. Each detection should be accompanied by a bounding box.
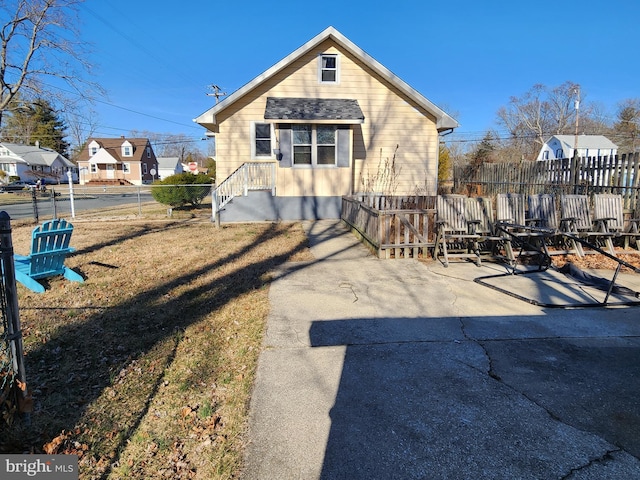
[75,0,639,151]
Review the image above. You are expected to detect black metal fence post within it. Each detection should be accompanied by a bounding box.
[0,211,29,423]
[30,188,39,223]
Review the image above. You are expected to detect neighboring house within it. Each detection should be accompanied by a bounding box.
[194,26,458,222]
[157,157,184,180]
[0,142,78,184]
[76,137,158,185]
[537,135,618,161]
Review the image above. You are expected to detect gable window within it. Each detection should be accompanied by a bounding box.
[292,125,336,166]
[146,146,151,158]
[251,122,274,158]
[556,149,564,158]
[319,54,338,83]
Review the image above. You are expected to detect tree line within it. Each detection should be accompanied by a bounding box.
[458,81,639,167]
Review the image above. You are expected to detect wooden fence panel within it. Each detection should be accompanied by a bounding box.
[342,196,436,259]
[453,153,640,211]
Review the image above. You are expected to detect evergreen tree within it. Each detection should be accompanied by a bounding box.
[1,98,69,156]
[611,99,640,154]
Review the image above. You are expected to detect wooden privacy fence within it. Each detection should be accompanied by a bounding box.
[342,195,436,259]
[454,153,640,209]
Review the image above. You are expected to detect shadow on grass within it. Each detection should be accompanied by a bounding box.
[0,220,314,476]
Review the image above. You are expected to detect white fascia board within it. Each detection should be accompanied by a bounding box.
[194,27,458,131]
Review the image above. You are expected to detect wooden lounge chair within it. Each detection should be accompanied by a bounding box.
[495,193,549,264]
[560,194,614,256]
[593,193,640,251]
[434,195,481,267]
[526,194,578,256]
[13,218,84,293]
[465,196,504,261]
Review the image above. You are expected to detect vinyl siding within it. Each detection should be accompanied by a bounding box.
[214,40,439,196]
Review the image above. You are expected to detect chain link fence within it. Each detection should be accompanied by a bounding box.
[0,183,215,225]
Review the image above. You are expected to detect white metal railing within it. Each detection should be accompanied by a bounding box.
[211,162,276,222]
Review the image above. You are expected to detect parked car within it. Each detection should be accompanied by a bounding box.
[0,180,37,192]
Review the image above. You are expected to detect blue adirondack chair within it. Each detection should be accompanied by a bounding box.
[13,218,84,293]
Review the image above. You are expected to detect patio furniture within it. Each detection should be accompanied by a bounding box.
[495,193,550,266]
[434,195,481,267]
[527,194,579,256]
[13,218,84,293]
[560,194,615,256]
[593,193,640,251]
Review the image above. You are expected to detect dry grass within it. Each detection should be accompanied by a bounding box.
[0,218,312,479]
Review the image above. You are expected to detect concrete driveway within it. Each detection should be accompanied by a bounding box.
[242,220,640,479]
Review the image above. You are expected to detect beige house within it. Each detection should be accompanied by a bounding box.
[76,137,158,186]
[194,26,458,221]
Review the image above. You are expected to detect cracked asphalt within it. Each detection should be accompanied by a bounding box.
[242,220,640,479]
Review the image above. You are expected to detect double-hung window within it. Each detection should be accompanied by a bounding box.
[252,122,274,158]
[319,54,338,83]
[293,125,336,166]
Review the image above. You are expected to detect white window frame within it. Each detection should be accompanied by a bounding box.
[123,162,131,174]
[318,54,339,84]
[251,122,276,159]
[143,163,148,174]
[90,164,97,173]
[292,124,337,168]
[146,146,151,158]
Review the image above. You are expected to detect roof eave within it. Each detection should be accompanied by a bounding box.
[194,26,458,130]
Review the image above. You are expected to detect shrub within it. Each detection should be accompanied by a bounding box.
[151,173,212,207]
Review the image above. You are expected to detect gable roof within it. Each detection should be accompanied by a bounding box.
[548,135,618,151]
[157,157,181,169]
[0,142,73,167]
[194,26,458,131]
[78,137,153,163]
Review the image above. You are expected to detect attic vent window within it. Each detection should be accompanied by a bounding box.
[319,54,338,83]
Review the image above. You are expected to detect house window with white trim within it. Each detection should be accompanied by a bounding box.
[251,122,274,158]
[293,125,336,166]
[90,164,97,173]
[556,149,564,158]
[123,163,131,174]
[319,54,338,83]
[143,163,148,174]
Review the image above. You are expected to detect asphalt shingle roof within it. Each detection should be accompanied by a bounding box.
[264,97,364,122]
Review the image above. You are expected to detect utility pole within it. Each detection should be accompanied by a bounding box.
[573,84,581,157]
[207,85,227,104]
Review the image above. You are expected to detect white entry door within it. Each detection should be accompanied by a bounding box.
[106,164,115,179]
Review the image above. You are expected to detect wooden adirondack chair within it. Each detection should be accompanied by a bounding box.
[560,194,614,256]
[434,195,481,267]
[13,218,84,293]
[594,193,640,251]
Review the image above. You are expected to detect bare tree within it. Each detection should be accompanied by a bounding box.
[129,130,207,163]
[496,81,586,158]
[0,0,98,127]
[65,105,99,161]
